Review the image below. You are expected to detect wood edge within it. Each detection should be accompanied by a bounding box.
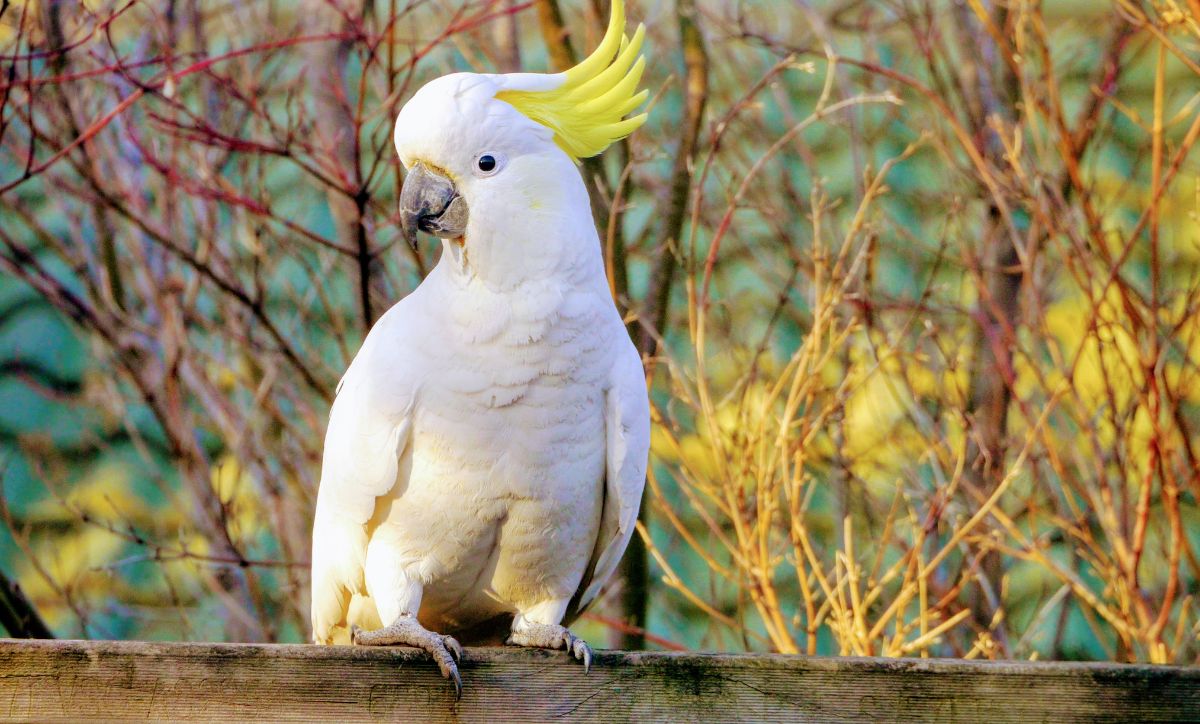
[2,638,1196,679]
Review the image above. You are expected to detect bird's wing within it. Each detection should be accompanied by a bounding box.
[574,340,650,613]
[310,307,419,643]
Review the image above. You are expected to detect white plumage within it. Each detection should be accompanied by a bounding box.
[308,11,650,690]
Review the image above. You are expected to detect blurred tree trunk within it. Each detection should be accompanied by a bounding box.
[964,214,1021,646]
[958,6,1136,651]
[304,1,374,331]
[41,0,124,310]
[957,0,1021,650]
[618,0,708,651]
[494,0,523,72]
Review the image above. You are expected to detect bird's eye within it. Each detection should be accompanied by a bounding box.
[474,152,502,176]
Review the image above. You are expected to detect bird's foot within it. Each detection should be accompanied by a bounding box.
[352,614,464,698]
[506,622,593,673]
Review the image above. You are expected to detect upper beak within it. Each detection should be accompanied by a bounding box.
[399,162,469,249]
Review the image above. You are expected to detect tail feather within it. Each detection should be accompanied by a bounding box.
[310,513,369,644]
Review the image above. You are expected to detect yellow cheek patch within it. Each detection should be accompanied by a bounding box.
[495,0,648,161]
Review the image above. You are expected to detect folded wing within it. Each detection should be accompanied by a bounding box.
[571,343,650,615]
[310,311,418,643]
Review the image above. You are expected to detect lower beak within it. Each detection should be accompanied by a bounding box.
[399,162,469,249]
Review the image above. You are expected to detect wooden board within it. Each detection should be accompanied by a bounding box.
[0,639,1197,722]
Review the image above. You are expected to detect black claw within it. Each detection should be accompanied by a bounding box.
[450,666,463,700]
[569,636,593,672]
[445,636,463,662]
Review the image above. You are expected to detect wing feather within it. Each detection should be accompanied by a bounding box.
[573,341,650,613]
[310,305,420,643]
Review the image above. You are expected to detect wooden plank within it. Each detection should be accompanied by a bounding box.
[0,639,1196,722]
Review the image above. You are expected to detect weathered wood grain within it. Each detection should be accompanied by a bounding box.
[0,639,1196,722]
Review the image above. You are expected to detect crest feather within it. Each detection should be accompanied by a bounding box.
[496,0,648,161]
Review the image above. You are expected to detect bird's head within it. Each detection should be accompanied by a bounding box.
[392,0,647,276]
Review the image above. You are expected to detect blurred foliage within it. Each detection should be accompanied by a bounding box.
[1,0,1199,664]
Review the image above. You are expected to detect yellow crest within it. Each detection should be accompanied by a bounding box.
[496,0,648,161]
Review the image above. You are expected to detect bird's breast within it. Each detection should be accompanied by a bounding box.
[367,282,615,627]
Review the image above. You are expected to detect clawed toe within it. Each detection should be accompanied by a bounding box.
[426,638,463,700]
[350,616,464,698]
[508,623,593,673]
[569,634,593,673]
[439,656,463,700]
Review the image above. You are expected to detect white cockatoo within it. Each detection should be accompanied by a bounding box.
[309,0,650,696]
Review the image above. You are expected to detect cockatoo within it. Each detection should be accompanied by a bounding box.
[309,0,650,696]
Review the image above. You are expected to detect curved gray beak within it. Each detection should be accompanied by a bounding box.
[399,162,469,249]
